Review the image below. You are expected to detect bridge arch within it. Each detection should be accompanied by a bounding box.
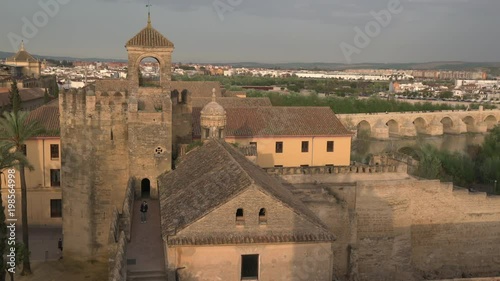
[441,117,454,134]
[484,115,498,130]
[357,120,371,138]
[386,119,399,136]
[462,116,476,132]
[413,117,427,135]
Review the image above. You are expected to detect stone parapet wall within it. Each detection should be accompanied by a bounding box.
[288,175,500,280]
[265,164,403,176]
[108,231,127,281]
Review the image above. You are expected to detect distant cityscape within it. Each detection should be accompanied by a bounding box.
[2,47,500,107]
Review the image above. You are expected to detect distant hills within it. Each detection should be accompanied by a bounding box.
[1,50,499,74]
[0,51,126,63]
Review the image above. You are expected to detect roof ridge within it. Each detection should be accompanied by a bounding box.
[220,141,334,234]
[216,140,256,186]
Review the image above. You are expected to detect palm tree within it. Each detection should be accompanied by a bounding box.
[0,112,44,275]
[0,141,30,281]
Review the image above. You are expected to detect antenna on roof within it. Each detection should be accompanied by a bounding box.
[146,0,152,28]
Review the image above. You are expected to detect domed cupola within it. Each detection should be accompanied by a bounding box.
[201,89,226,139]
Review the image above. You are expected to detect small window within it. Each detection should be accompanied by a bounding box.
[50,199,62,218]
[20,144,27,156]
[241,254,259,279]
[259,208,267,224]
[236,208,244,224]
[275,142,283,153]
[50,144,59,159]
[301,141,309,153]
[327,141,334,152]
[50,169,60,187]
[274,165,283,168]
[249,142,257,150]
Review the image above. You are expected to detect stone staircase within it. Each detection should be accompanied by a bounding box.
[127,270,167,281]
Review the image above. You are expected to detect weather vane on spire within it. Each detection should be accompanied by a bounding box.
[146,0,152,27]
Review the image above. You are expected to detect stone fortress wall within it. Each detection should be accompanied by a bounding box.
[279,174,500,281]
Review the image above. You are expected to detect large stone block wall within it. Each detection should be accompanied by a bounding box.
[286,175,500,280]
[294,185,357,279]
[353,180,500,280]
[60,88,131,262]
[172,95,193,155]
[127,112,172,198]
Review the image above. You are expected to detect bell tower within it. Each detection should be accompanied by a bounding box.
[125,11,174,198]
[125,10,174,93]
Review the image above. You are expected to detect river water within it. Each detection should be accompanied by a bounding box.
[352,133,487,161]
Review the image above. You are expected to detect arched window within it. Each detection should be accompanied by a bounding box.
[259,208,267,224]
[171,90,179,105]
[236,208,244,224]
[138,57,160,88]
[181,89,188,104]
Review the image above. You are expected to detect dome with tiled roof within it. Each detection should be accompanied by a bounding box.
[6,41,38,63]
[126,16,174,48]
[201,89,226,117]
[200,89,226,139]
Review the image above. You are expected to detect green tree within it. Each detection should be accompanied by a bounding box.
[50,77,59,98]
[0,142,29,281]
[415,144,442,179]
[478,125,500,187]
[439,91,453,99]
[8,81,21,115]
[0,112,45,275]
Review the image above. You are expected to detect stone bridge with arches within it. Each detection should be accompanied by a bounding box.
[337,107,500,140]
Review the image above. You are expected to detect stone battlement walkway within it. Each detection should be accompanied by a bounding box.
[126,199,165,273]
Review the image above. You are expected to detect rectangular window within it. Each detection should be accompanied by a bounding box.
[275,142,283,153]
[20,144,27,156]
[327,141,334,152]
[50,199,62,218]
[50,169,60,187]
[249,142,257,150]
[274,165,283,168]
[50,144,59,160]
[241,254,259,279]
[301,141,309,153]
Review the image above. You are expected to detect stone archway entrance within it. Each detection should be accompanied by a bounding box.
[141,178,151,198]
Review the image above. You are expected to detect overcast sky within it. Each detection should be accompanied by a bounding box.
[1,0,499,64]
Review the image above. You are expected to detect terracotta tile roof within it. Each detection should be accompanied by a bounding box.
[26,99,60,137]
[126,25,174,48]
[193,107,352,138]
[159,140,334,245]
[168,233,335,246]
[0,88,45,107]
[6,50,38,63]
[170,81,222,97]
[191,97,271,108]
